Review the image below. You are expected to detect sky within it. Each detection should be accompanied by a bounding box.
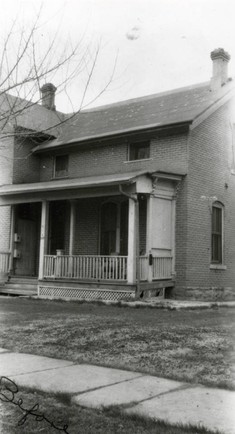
[0,0,235,112]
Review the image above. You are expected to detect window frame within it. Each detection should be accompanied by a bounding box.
[128,141,150,161]
[211,202,224,265]
[53,154,69,179]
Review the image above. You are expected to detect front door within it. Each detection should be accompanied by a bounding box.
[15,219,37,276]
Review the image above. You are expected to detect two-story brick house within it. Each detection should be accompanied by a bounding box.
[0,48,235,300]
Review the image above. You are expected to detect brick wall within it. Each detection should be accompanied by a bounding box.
[0,134,14,251]
[0,207,11,251]
[174,99,235,299]
[13,136,40,184]
[73,198,101,255]
[39,133,188,181]
[71,196,146,256]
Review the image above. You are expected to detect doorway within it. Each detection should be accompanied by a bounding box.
[14,203,40,276]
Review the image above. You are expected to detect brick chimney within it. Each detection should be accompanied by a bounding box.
[40,83,57,110]
[210,48,231,91]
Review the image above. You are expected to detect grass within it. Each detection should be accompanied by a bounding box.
[0,297,234,389]
[0,388,223,434]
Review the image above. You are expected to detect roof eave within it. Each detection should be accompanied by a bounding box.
[32,121,192,154]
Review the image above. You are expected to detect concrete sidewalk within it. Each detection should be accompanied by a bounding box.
[0,348,234,434]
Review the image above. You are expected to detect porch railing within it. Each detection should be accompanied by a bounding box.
[152,256,172,279]
[43,255,128,281]
[139,256,173,281]
[0,252,10,273]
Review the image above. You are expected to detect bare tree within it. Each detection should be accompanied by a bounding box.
[0,6,117,147]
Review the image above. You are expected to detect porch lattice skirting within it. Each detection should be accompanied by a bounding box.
[38,285,135,301]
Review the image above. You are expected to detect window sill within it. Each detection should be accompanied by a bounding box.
[52,175,69,180]
[124,158,152,164]
[210,264,227,270]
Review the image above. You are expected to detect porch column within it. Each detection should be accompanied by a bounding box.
[38,201,49,280]
[171,198,176,275]
[69,200,76,255]
[115,203,121,253]
[9,205,16,273]
[146,195,153,282]
[127,198,137,284]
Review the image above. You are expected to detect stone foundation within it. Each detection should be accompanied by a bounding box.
[174,286,235,301]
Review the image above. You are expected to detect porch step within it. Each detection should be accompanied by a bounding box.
[0,277,38,296]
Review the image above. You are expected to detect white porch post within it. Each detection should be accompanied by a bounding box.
[115,203,121,253]
[9,205,15,273]
[146,195,153,282]
[127,198,136,284]
[39,201,49,280]
[171,198,176,275]
[69,200,76,255]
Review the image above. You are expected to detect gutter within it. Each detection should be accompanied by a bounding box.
[32,121,191,154]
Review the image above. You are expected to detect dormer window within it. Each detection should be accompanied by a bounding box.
[129,141,150,161]
[54,155,68,178]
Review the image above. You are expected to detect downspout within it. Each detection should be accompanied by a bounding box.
[119,185,141,299]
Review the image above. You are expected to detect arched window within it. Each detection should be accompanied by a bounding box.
[211,202,224,264]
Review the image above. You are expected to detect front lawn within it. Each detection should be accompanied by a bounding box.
[0,297,234,389]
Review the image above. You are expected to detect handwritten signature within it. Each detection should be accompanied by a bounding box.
[0,376,70,433]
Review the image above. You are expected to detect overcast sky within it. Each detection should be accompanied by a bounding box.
[0,0,235,112]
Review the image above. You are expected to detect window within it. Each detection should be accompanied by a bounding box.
[211,203,223,264]
[129,141,150,161]
[54,155,68,178]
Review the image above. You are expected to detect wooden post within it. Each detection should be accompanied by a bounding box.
[9,205,15,274]
[127,198,136,284]
[115,202,121,253]
[171,198,176,276]
[69,200,76,255]
[38,201,49,280]
[146,195,153,282]
[135,199,141,298]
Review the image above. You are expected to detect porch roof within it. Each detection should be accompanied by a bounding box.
[0,171,151,196]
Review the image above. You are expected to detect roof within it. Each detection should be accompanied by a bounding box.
[0,171,151,196]
[0,92,65,137]
[33,80,235,153]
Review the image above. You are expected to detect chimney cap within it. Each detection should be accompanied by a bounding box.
[40,82,57,92]
[210,48,231,62]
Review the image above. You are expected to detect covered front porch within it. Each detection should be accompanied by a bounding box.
[0,171,180,299]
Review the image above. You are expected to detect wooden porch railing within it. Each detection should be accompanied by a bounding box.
[139,256,173,281]
[43,254,173,282]
[0,252,10,273]
[43,255,128,281]
[152,256,172,279]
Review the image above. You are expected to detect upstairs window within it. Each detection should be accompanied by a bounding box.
[54,155,68,178]
[129,141,150,161]
[211,203,223,264]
